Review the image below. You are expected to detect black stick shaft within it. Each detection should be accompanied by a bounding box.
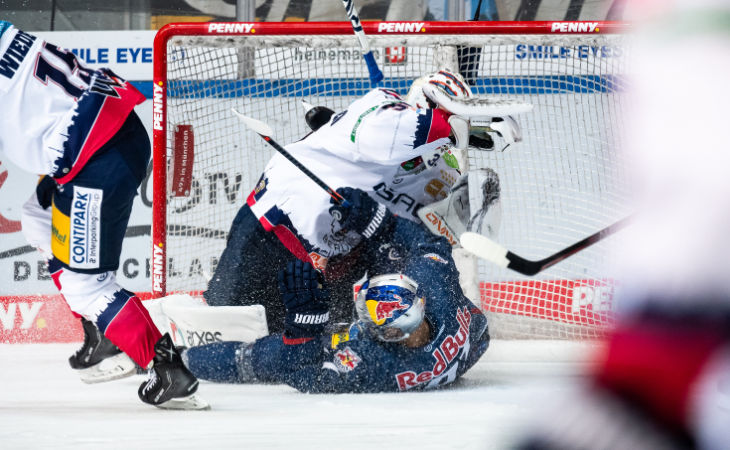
[507,216,632,275]
[259,135,349,207]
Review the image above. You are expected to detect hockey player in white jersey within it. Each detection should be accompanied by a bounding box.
[0,22,205,409]
[205,68,515,332]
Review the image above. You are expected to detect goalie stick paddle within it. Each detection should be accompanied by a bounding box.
[341,0,384,85]
[460,216,633,276]
[232,109,350,207]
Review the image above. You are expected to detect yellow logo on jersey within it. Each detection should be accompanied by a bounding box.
[51,200,70,265]
[330,331,350,349]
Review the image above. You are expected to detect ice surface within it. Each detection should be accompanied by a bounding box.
[0,340,598,449]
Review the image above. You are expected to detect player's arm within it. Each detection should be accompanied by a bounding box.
[328,186,453,252]
[270,349,379,394]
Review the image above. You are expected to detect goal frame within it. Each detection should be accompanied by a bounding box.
[151,20,630,300]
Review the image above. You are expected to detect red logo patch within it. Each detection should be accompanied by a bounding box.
[334,347,361,372]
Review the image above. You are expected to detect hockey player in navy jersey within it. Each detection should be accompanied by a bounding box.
[0,22,204,409]
[204,68,515,333]
[182,187,490,393]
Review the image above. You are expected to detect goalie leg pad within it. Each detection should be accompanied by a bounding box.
[468,168,502,239]
[144,294,269,348]
[417,173,470,245]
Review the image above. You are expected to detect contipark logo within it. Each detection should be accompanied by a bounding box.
[551,22,600,33]
[69,186,102,269]
[377,22,425,33]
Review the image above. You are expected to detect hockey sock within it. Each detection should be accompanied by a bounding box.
[97,289,162,368]
[182,342,256,383]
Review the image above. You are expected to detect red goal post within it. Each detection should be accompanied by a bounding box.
[152,21,631,339]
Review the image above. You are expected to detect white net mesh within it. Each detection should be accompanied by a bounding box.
[158,30,631,339]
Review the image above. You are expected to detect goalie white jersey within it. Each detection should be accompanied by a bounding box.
[0,22,144,182]
[248,88,459,267]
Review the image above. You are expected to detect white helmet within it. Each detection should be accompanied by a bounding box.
[406,68,472,109]
[355,274,425,342]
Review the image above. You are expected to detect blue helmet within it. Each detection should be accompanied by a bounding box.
[355,274,425,342]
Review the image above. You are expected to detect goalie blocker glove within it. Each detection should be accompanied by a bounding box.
[329,187,394,241]
[279,260,330,341]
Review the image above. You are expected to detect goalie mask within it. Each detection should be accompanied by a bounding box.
[355,274,425,342]
[406,69,472,109]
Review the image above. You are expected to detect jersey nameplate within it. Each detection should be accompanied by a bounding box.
[0,30,35,79]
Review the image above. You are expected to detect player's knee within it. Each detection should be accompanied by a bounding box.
[54,268,120,316]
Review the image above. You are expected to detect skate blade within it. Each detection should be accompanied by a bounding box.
[155,394,211,411]
[78,353,137,384]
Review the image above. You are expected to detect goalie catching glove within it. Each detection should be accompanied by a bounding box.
[328,187,394,240]
[279,260,330,340]
[451,115,523,151]
[471,116,523,146]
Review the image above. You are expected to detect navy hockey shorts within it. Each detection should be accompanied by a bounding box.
[204,204,381,332]
[47,111,150,273]
[203,204,295,331]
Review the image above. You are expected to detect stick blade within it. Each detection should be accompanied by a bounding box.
[301,100,315,113]
[231,108,273,137]
[460,232,510,268]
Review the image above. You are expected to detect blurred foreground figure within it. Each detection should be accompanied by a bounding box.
[520,2,730,448]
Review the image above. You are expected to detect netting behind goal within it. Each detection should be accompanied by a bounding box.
[152,21,631,339]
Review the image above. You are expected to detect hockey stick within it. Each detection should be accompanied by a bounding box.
[341,0,384,85]
[460,216,632,276]
[232,109,350,207]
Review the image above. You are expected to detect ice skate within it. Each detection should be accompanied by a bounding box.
[138,333,210,410]
[69,317,136,384]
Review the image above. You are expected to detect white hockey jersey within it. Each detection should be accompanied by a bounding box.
[247,88,460,268]
[0,22,145,182]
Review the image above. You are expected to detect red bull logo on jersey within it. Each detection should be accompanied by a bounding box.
[368,299,408,325]
[334,346,361,372]
[395,307,472,391]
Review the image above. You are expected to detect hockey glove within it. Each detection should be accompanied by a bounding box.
[305,105,335,131]
[468,133,494,150]
[279,259,330,340]
[329,187,393,240]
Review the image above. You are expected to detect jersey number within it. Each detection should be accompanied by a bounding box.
[34,43,89,99]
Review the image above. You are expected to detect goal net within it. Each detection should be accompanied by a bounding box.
[152,21,631,339]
